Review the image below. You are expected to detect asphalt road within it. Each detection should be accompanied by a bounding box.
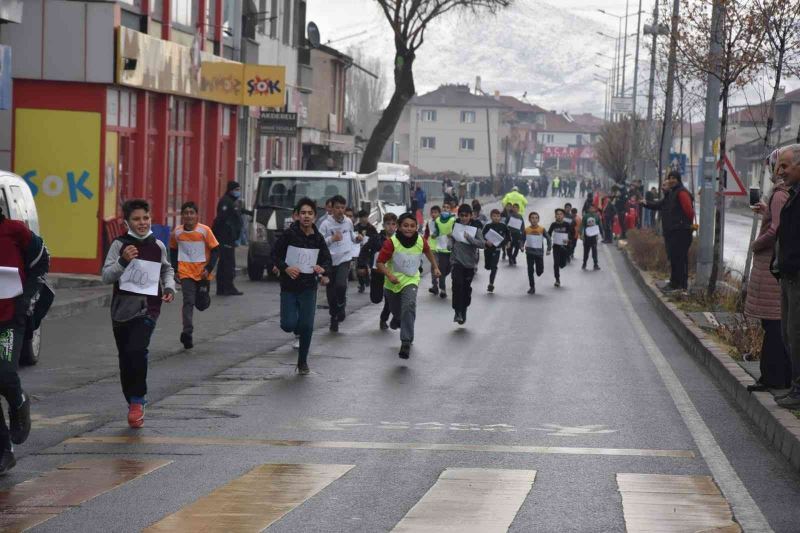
[2,195,799,532]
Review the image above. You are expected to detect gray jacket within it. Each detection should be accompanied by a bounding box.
[102,235,175,322]
[449,222,485,268]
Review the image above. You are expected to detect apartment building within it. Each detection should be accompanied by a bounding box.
[536,112,603,176]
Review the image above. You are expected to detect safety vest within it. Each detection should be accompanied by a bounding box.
[433,216,455,254]
[385,235,424,293]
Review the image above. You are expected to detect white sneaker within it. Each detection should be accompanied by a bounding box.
[292,335,301,350]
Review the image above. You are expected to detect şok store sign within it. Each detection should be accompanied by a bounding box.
[116,27,285,108]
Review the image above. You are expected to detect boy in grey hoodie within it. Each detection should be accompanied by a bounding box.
[449,204,485,325]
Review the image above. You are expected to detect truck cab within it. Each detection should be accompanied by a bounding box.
[247,170,380,280]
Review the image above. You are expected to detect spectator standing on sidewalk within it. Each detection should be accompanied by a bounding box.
[643,171,694,291]
[0,205,49,473]
[212,181,251,296]
[774,144,800,409]
[745,149,791,391]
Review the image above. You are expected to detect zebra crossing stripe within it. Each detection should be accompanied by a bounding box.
[618,473,741,532]
[392,468,536,532]
[0,459,171,531]
[145,463,354,532]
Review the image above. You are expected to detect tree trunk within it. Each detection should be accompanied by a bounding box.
[359,49,416,174]
[708,84,729,297]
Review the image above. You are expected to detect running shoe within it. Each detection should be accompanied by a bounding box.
[292,335,301,349]
[128,403,145,429]
[399,342,411,359]
[9,393,30,445]
[297,363,311,375]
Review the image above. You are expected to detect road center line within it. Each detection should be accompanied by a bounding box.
[605,245,773,532]
[63,435,694,458]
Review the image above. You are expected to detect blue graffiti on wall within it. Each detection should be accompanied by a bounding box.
[21,170,94,203]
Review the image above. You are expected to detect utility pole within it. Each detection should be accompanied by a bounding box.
[695,0,723,290]
[627,0,643,179]
[621,0,630,99]
[658,0,681,189]
[644,2,659,185]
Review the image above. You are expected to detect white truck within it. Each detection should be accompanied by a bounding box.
[377,163,412,216]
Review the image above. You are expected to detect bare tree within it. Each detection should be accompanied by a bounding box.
[742,0,800,284]
[345,50,387,140]
[677,0,766,296]
[596,119,647,182]
[358,0,512,174]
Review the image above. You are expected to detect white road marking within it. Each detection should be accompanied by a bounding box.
[605,245,773,532]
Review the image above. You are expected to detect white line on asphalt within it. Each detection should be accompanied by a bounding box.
[604,245,773,532]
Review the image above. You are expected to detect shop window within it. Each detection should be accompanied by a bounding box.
[171,0,193,27]
[167,98,193,229]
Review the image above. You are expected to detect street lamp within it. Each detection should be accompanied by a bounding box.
[598,6,645,100]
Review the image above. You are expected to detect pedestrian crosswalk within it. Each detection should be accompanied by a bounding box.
[0,461,741,532]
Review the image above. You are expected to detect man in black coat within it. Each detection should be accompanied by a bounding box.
[213,181,252,295]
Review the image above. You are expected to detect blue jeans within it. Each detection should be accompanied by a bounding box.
[280,288,317,366]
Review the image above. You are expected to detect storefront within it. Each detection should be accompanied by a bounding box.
[11,25,283,274]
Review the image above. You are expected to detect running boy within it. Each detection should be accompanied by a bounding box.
[169,201,220,350]
[424,205,441,288]
[358,212,398,330]
[429,200,456,298]
[505,203,525,266]
[354,210,378,293]
[524,212,552,294]
[102,199,175,428]
[548,208,571,287]
[318,195,363,332]
[581,205,602,270]
[377,213,441,359]
[272,198,332,375]
[449,204,485,324]
[482,209,508,292]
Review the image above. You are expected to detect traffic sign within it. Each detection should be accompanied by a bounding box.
[716,156,746,196]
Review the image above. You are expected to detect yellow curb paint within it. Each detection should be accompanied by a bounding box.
[145,463,353,532]
[392,468,536,533]
[64,435,695,459]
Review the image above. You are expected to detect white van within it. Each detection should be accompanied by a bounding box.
[0,171,43,365]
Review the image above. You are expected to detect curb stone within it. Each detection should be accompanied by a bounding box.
[619,247,800,473]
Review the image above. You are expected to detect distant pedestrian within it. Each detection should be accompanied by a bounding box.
[524,212,551,294]
[0,204,50,472]
[449,204,485,325]
[773,144,800,409]
[414,186,427,225]
[548,208,571,287]
[102,199,175,428]
[482,209,508,292]
[744,149,790,391]
[212,181,251,296]
[169,201,220,350]
[377,213,441,358]
[272,198,332,375]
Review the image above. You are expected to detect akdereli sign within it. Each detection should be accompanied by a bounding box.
[116,27,285,107]
[259,112,298,136]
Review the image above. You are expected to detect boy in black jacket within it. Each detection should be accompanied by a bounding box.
[272,198,332,375]
[354,210,379,293]
[482,209,508,292]
[548,208,571,288]
[358,212,398,330]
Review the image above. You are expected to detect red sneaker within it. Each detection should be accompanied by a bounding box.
[128,403,144,428]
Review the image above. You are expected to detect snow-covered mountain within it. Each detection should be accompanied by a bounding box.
[334,1,620,114]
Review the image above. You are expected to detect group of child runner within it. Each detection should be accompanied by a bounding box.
[100,189,606,429]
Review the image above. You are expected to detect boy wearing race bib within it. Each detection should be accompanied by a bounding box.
[429,200,456,299]
[505,203,524,266]
[524,212,552,295]
[581,205,602,271]
[169,202,220,350]
[450,204,485,325]
[102,199,175,428]
[377,213,441,359]
[482,209,508,292]
[548,208,571,288]
[272,198,332,375]
[423,205,441,292]
[358,212,398,330]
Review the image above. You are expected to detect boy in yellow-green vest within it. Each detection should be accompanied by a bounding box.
[428,199,455,299]
[377,213,441,359]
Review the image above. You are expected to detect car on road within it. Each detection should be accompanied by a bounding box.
[0,171,43,366]
[377,163,412,216]
[247,170,381,281]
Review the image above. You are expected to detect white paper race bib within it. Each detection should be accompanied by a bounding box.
[552,232,569,246]
[485,229,504,247]
[585,225,601,238]
[436,235,449,250]
[0,266,23,299]
[452,223,477,244]
[285,245,319,274]
[564,217,573,224]
[392,252,421,275]
[177,240,206,263]
[525,234,544,249]
[119,259,161,296]
[508,217,523,231]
